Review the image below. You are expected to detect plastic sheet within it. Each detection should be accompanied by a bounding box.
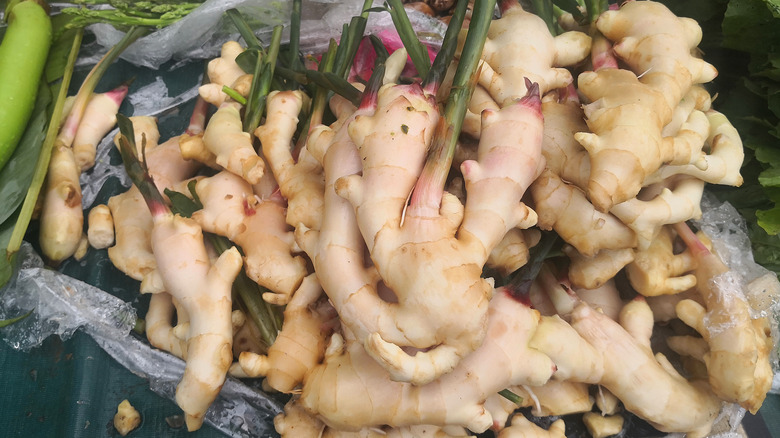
[86,0,446,70]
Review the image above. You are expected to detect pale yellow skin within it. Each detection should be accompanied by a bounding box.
[275,401,474,438]
[145,135,202,197]
[497,416,565,438]
[513,380,593,417]
[316,83,542,384]
[531,169,637,256]
[73,91,124,171]
[670,237,774,413]
[566,246,634,290]
[87,204,114,249]
[540,97,590,190]
[487,228,539,277]
[198,41,248,106]
[256,90,325,231]
[113,400,141,437]
[458,3,590,138]
[582,412,624,438]
[530,299,721,436]
[238,274,328,393]
[203,103,265,185]
[626,225,698,297]
[107,186,156,283]
[150,213,243,431]
[596,1,718,112]
[39,145,83,264]
[113,115,160,156]
[645,110,745,187]
[298,290,554,433]
[610,174,705,248]
[192,170,306,303]
[146,291,188,359]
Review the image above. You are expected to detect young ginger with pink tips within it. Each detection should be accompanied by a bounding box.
[298,80,544,385]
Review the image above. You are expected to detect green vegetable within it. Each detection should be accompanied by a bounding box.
[0,0,52,173]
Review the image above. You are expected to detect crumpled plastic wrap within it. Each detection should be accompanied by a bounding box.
[87,0,446,70]
[0,243,282,437]
[694,193,780,396]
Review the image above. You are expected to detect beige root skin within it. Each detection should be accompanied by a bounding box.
[625,225,698,297]
[531,299,721,436]
[487,228,540,277]
[256,90,325,231]
[73,91,125,171]
[582,412,624,438]
[114,115,160,156]
[531,169,637,256]
[179,132,219,168]
[146,291,188,359]
[327,84,542,384]
[107,186,156,283]
[203,103,265,185]
[575,68,671,212]
[87,204,114,249]
[39,146,83,264]
[566,246,634,290]
[113,400,142,437]
[670,237,774,413]
[515,381,593,417]
[238,274,329,393]
[573,280,623,321]
[275,401,475,438]
[458,3,590,138]
[151,214,242,430]
[192,170,306,303]
[198,41,247,106]
[610,175,705,248]
[145,135,202,197]
[540,96,590,190]
[497,416,566,438]
[299,290,554,433]
[645,110,745,187]
[596,1,718,113]
[478,3,590,106]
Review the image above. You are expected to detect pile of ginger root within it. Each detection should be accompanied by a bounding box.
[64,0,780,436]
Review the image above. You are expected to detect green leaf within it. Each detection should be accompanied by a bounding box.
[235,48,262,74]
[164,188,201,218]
[757,204,780,234]
[0,82,50,225]
[758,166,780,187]
[0,309,33,328]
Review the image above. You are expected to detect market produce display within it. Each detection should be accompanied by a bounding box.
[1,0,779,437]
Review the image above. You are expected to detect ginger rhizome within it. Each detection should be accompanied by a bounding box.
[116,117,242,431]
[296,80,543,385]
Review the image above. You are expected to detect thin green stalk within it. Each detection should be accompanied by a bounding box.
[225,8,261,48]
[0,309,33,328]
[531,0,557,35]
[504,231,559,295]
[115,115,169,217]
[410,0,496,210]
[422,0,469,92]
[207,234,281,348]
[221,85,247,105]
[287,0,302,72]
[332,0,372,79]
[585,0,607,23]
[7,28,83,258]
[499,388,524,406]
[386,0,430,78]
[243,25,283,133]
[294,39,338,154]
